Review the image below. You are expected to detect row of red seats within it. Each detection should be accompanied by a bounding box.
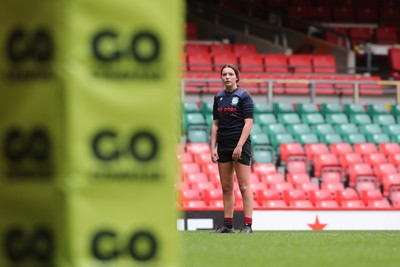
[223,0,400,24]
[178,142,400,210]
[253,0,400,9]
[281,143,400,196]
[179,185,397,210]
[183,72,382,95]
[286,6,400,26]
[184,50,336,74]
[325,27,399,47]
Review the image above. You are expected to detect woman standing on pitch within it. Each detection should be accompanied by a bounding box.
[211,63,254,234]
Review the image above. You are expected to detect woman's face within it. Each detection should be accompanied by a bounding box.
[221,67,237,88]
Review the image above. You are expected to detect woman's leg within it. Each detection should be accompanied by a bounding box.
[234,161,253,219]
[218,162,235,218]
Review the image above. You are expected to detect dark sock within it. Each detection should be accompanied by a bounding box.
[244,217,252,227]
[224,217,233,229]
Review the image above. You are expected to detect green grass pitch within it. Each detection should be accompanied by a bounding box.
[182,231,400,267]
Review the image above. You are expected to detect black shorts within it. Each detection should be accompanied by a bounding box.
[217,139,251,166]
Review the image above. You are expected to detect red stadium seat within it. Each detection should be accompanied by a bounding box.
[321,171,343,183]
[313,75,335,95]
[309,189,334,205]
[232,44,257,56]
[263,54,288,73]
[320,182,345,193]
[388,153,400,167]
[282,74,310,95]
[358,76,383,96]
[373,163,398,184]
[367,199,391,209]
[208,173,221,187]
[391,191,400,207]
[186,142,210,155]
[181,162,202,177]
[194,152,213,167]
[179,152,194,163]
[282,189,308,205]
[297,182,319,194]
[280,143,307,163]
[364,153,387,166]
[360,189,383,205]
[256,188,281,206]
[191,181,216,193]
[240,73,261,94]
[356,6,378,23]
[308,6,332,22]
[202,188,223,205]
[348,163,376,188]
[203,162,220,176]
[290,200,313,208]
[333,7,355,23]
[208,200,224,209]
[185,43,209,54]
[379,143,400,157]
[178,188,201,202]
[287,160,308,174]
[252,163,277,177]
[341,200,365,209]
[336,188,359,204]
[288,55,313,73]
[238,53,264,72]
[261,173,285,186]
[305,143,329,162]
[211,52,238,71]
[261,200,288,208]
[349,27,373,47]
[330,143,353,156]
[315,200,339,208]
[286,173,311,186]
[313,153,342,178]
[184,72,209,94]
[312,55,336,74]
[375,27,398,45]
[379,7,400,27]
[186,52,213,72]
[250,182,268,194]
[389,48,400,80]
[382,173,400,198]
[249,172,261,183]
[269,182,294,194]
[340,153,364,171]
[354,143,377,156]
[209,43,234,54]
[184,173,209,186]
[182,200,208,209]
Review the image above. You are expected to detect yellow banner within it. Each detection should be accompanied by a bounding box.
[1,0,184,266]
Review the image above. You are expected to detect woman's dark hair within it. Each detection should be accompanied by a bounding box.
[220,63,240,82]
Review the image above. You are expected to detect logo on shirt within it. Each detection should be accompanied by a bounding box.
[219,97,223,101]
[231,97,239,106]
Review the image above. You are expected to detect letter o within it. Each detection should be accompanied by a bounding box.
[30,227,53,261]
[129,131,158,162]
[131,32,160,63]
[128,231,157,261]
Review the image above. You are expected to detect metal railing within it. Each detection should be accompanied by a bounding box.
[181,78,400,105]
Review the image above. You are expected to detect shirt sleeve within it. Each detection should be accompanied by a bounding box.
[241,91,254,119]
[212,95,218,120]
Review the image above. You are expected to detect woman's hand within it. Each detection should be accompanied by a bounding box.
[232,146,242,161]
[211,149,219,163]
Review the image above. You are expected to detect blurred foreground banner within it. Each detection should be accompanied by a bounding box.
[0,0,183,266]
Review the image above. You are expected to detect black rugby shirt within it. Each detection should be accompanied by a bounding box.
[212,87,254,142]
